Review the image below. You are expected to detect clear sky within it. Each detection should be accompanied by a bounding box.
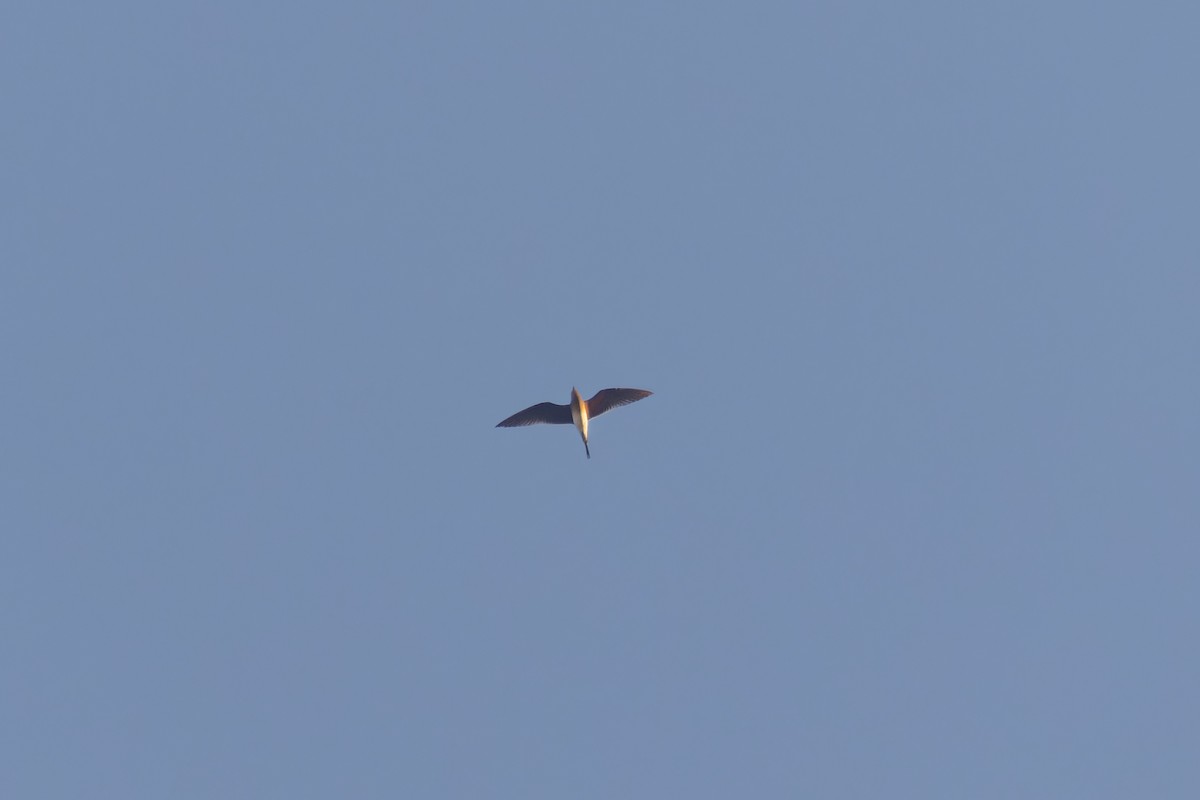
[3,2,1198,797]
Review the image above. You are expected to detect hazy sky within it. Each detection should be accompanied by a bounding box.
[3,2,1198,797]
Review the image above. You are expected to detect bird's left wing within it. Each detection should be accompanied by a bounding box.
[585,388,653,419]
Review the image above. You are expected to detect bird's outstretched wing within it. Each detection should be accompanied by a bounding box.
[586,388,653,419]
[496,402,573,427]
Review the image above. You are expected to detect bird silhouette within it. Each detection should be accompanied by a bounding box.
[497,387,652,458]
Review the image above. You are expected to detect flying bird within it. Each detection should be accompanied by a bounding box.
[496,387,652,458]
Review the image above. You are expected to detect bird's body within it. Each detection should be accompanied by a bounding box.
[570,388,590,454]
[496,387,652,458]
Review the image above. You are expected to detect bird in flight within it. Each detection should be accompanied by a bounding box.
[496,387,652,459]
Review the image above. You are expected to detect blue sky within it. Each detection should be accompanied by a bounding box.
[3,2,1198,797]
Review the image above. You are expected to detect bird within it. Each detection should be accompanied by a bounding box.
[496,387,652,458]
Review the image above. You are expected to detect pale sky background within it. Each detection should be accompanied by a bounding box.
[3,2,1198,798]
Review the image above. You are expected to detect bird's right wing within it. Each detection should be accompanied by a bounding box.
[495,402,573,427]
